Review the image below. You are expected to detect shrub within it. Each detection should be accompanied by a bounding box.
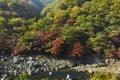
[13,46,27,55]
[15,72,30,80]
[29,32,51,53]
[112,34,120,47]
[0,37,12,53]
[90,72,119,80]
[29,30,59,54]
[51,37,64,55]
[69,42,85,57]
[116,49,120,58]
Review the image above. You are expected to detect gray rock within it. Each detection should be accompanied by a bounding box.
[88,69,93,73]
[49,72,52,75]
[29,57,33,60]
[14,70,18,76]
[0,65,3,70]
[1,74,7,80]
[27,69,34,75]
[13,57,20,64]
[1,58,5,61]
[66,74,72,80]
[20,58,24,61]
[29,61,34,68]
[35,68,39,73]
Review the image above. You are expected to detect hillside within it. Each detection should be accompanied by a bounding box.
[0,0,56,53]
[0,0,120,59]
[14,0,120,58]
[0,0,42,19]
[0,0,120,80]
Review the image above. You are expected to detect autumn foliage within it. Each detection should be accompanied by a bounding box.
[1,0,120,60]
[29,30,59,53]
[113,37,120,43]
[13,46,27,56]
[69,42,85,57]
[116,50,120,57]
[51,37,64,55]
[111,34,120,58]
[112,34,120,47]
[111,45,116,53]
[0,38,13,53]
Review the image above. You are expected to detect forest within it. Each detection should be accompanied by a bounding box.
[0,0,120,59]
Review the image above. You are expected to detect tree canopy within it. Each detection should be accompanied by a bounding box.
[0,0,120,58]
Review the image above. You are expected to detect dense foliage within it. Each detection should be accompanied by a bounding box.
[0,0,120,59]
[0,0,55,54]
[90,72,119,80]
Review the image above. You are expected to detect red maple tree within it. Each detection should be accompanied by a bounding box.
[69,42,85,57]
[51,37,64,55]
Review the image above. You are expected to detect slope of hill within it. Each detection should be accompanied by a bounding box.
[0,0,120,59]
[0,0,42,19]
[0,0,58,53]
[16,0,120,58]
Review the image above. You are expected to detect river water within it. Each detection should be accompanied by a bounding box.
[22,69,90,80]
[0,69,91,80]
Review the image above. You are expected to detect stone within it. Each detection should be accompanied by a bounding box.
[49,72,52,75]
[105,59,109,64]
[29,57,33,60]
[29,61,34,68]
[54,67,58,71]
[13,57,20,64]
[20,58,24,61]
[1,58,5,61]
[27,69,34,75]
[66,74,72,80]
[1,74,7,80]
[35,68,39,73]
[27,60,31,64]
[14,70,18,76]
[0,65,3,70]
[28,70,34,75]
[88,70,93,73]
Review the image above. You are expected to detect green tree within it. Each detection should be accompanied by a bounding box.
[0,16,6,28]
[8,18,25,27]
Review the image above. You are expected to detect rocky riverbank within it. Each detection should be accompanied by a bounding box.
[0,55,74,76]
[0,54,120,79]
[71,58,120,75]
